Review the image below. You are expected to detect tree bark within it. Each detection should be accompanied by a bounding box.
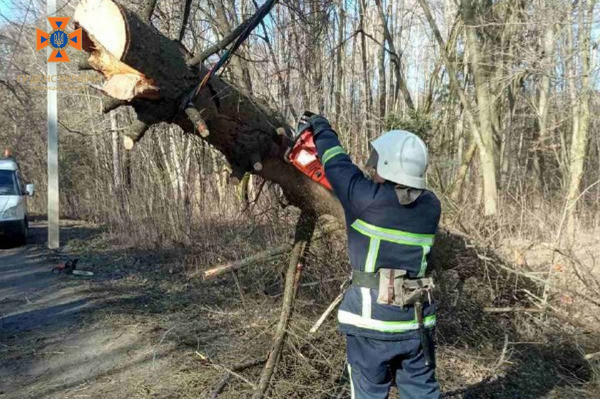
[417,0,498,216]
[566,0,595,236]
[461,0,499,216]
[74,0,344,222]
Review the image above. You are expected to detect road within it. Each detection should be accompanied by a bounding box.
[0,222,174,399]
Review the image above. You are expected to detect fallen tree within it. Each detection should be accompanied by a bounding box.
[73,0,342,395]
[73,0,343,222]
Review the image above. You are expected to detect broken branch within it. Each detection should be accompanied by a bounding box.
[483,307,543,313]
[123,120,149,150]
[201,243,292,280]
[210,358,266,398]
[309,280,350,334]
[102,98,126,113]
[185,107,210,137]
[252,212,316,399]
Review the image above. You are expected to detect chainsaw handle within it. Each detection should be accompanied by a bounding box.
[294,110,317,141]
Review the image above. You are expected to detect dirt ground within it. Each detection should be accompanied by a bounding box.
[1,220,598,399]
[0,221,186,399]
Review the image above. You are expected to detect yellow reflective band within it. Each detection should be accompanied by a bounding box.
[361,287,371,319]
[365,238,380,273]
[322,146,346,165]
[351,219,435,247]
[348,364,355,399]
[418,246,431,278]
[338,310,436,332]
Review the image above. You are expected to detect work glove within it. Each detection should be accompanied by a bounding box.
[308,114,337,138]
[294,111,317,140]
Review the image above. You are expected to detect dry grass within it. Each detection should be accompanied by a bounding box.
[47,204,600,399]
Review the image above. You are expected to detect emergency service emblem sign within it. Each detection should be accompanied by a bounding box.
[36,17,82,62]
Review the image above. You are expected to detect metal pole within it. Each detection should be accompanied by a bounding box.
[47,0,59,249]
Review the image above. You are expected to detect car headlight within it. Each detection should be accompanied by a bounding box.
[2,206,19,220]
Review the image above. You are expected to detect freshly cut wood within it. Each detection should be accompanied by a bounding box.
[74,0,126,58]
[74,0,193,101]
[201,244,292,280]
[102,73,159,100]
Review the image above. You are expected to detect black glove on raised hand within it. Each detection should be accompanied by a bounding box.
[308,114,337,138]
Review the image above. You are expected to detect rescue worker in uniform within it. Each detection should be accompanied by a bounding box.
[304,114,441,399]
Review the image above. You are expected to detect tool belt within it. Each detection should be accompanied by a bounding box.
[353,269,436,366]
[352,269,434,307]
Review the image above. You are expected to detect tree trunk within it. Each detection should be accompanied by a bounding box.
[377,10,386,123]
[358,0,373,121]
[334,0,346,126]
[461,0,499,216]
[566,0,595,236]
[110,110,122,191]
[451,141,477,203]
[374,0,414,112]
[74,0,344,223]
[532,20,555,193]
[418,0,498,216]
[210,0,253,93]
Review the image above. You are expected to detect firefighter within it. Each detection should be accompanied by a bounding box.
[306,114,441,399]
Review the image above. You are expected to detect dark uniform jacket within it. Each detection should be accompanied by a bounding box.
[313,120,441,340]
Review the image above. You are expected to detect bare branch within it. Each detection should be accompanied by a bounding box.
[188,0,278,67]
[178,0,194,42]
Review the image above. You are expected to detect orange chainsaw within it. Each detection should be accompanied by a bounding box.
[285,111,332,191]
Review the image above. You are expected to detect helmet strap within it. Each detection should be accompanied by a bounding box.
[364,149,379,181]
[395,186,422,205]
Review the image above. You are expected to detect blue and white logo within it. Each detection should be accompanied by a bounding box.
[49,30,68,50]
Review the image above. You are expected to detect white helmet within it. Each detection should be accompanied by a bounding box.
[370,130,428,189]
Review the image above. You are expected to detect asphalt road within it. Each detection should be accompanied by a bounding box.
[0,222,92,398]
[0,222,177,399]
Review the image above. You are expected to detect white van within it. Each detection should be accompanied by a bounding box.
[0,157,35,244]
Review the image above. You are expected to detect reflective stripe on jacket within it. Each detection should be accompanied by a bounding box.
[314,128,442,340]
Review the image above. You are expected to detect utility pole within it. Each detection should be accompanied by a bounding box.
[47,0,60,249]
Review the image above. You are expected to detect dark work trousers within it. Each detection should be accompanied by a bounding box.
[346,333,440,399]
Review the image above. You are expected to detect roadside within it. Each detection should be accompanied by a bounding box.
[0,219,279,399]
[1,220,598,398]
[0,221,186,399]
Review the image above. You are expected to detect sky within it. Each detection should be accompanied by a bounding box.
[0,0,16,26]
[0,0,44,29]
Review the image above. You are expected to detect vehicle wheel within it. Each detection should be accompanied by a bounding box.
[17,220,28,246]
